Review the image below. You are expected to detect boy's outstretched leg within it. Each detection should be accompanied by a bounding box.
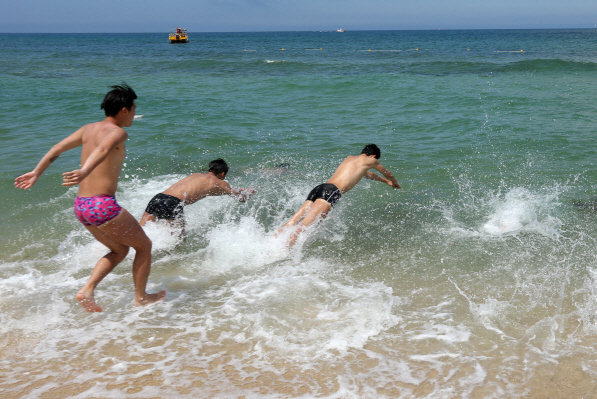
[76,225,130,312]
[288,199,332,247]
[277,200,313,236]
[81,208,165,311]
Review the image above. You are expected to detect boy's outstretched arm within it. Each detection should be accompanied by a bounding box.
[365,171,401,188]
[368,163,401,189]
[212,180,257,203]
[15,129,84,190]
[231,188,257,202]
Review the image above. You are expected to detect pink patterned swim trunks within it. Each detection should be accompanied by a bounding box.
[74,195,123,227]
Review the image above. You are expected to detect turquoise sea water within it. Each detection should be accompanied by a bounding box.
[2,29,597,397]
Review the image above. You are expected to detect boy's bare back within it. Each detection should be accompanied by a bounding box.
[73,121,128,197]
[326,154,401,193]
[162,173,233,205]
[60,99,135,196]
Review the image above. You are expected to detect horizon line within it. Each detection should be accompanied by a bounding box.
[1,27,596,34]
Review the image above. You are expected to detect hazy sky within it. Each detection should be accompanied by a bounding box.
[2,0,596,32]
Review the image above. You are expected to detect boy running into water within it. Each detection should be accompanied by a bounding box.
[139,159,256,234]
[278,144,401,246]
[15,84,166,312]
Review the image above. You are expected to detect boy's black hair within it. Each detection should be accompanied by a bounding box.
[208,159,229,176]
[101,83,137,117]
[361,144,381,159]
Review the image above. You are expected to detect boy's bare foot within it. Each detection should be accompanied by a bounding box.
[76,291,103,312]
[134,290,167,307]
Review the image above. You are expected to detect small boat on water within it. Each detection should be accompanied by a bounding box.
[169,27,189,43]
[336,28,346,33]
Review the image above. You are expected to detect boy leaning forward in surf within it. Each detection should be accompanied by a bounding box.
[278,144,401,247]
[14,84,166,312]
[139,158,256,237]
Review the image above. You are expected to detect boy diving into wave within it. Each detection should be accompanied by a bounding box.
[278,144,401,247]
[140,159,256,236]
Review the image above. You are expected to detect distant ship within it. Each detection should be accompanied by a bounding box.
[169,27,189,43]
[336,28,346,33]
